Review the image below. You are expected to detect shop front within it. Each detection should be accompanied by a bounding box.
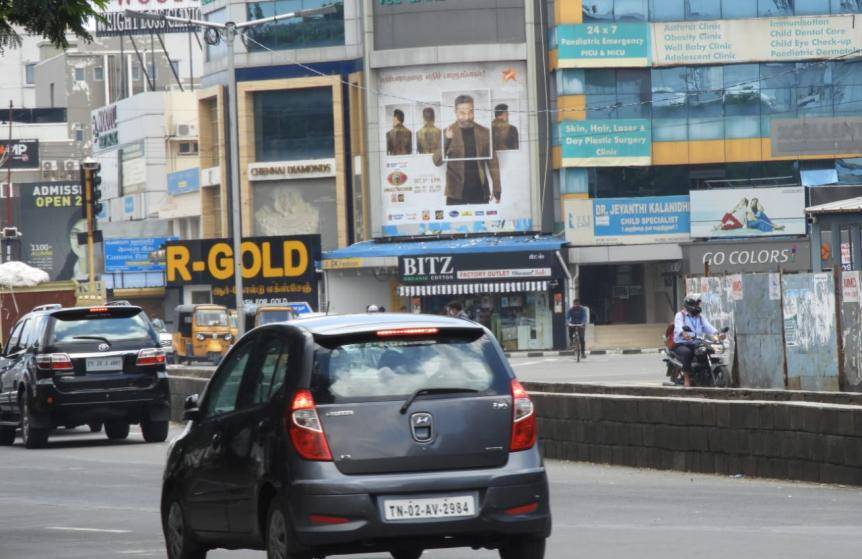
[397,251,568,351]
[683,238,812,277]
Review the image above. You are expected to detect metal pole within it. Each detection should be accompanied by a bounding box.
[188,30,194,92]
[225,23,245,335]
[4,100,12,263]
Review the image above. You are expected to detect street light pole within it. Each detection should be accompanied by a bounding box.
[125,6,335,337]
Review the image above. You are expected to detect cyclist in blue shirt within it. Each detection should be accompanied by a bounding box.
[566,300,588,358]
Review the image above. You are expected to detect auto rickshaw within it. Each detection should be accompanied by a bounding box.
[172,304,232,364]
[243,303,297,330]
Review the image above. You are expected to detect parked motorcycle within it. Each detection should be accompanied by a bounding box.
[664,326,731,387]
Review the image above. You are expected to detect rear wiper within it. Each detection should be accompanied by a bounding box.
[400,387,479,414]
[72,335,111,346]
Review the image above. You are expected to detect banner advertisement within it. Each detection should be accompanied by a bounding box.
[593,195,690,245]
[559,119,651,167]
[165,235,321,308]
[563,197,595,246]
[167,167,200,196]
[556,23,650,68]
[399,251,558,286]
[96,0,201,37]
[771,117,862,157]
[18,181,85,281]
[0,139,39,169]
[104,237,178,273]
[684,239,811,275]
[689,186,806,238]
[377,61,532,236]
[557,14,862,68]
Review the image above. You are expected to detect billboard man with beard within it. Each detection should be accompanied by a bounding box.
[433,94,501,205]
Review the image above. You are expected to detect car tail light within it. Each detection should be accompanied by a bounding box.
[376,327,439,337]
[504,502,539,516]
[309,514,350,525]
[136,348,166,366]
[287,389,332,461]
[88,306,109,313]
[35,353,74,375]
[510,379,536,452]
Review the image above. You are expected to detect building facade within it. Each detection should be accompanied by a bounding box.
[550,0,862,329]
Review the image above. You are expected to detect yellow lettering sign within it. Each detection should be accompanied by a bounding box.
[166,246,191,282]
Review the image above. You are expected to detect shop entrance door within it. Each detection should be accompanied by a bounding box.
[579,264,646,324]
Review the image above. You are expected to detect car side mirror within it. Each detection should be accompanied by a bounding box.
[183,394,200,422]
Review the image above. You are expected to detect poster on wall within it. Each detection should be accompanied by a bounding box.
[558,119,651,167]
[18,181,86,281]
[377,62,532,236]
[689,186,806,238]
[593,196,689,244]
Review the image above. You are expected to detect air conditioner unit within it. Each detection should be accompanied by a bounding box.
[41,160,58,172]
[64,159,80,171]
[175,123,197,138]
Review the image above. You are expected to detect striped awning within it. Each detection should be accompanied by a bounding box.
[398,281,549,297]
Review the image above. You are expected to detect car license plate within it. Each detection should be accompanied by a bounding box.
[85,357,123,372]
[382,495,476,521]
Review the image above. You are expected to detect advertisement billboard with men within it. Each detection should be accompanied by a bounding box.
[378,61,532,236]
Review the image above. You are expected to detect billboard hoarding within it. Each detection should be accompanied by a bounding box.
[96,1,201,36]
[556,23,650,68]
[398,251,559,286]
[165,235,321,308]
[377,61,532,237]
[684,240,811,275]
[689,187,806,238]
[104,237,178,273]
[771,117,862,157]
[559,119,651,166]
[167,167,200,196]
[18,181,85,281]
[0,139,39,169]
[593,196,690,244]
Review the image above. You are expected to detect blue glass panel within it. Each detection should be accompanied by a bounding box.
[689,66,723,92]
[686,0,721,19]
[722,0,757,17]
[254,88,334,161]
[797,62,832,87]
[557,70,586,95]
[758,0,793,16]
[832,0,862,13]
[725,116,761,138]
[652,67,689,93]
[688,92,724,140]
[834,61,862,85]
[617,93,651,118]
[834,85,862,113]
[585,69,616,94]
[797,86,833,116]
[617,69,650,94]
[795,0,830,13]
[586,94,618,118]
[616,0,648,20]
[246,0,344,52]
[651,0,685,20]
[583,0,614,21]
[760,63,797,88]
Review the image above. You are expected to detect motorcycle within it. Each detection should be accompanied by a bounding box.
[663,325,731,387]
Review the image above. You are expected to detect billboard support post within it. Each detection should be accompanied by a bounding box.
[4,100,11,264]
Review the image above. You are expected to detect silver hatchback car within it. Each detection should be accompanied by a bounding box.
[161,313,551,559]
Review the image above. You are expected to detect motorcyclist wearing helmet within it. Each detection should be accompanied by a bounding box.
[673,293,718,387]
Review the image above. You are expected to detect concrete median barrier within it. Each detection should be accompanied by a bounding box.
[167,371,862,486]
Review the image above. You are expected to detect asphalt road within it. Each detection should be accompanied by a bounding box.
[510,352,664,386]
[2,425,861,559]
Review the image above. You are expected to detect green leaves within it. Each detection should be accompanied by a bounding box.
[0,0,109,53]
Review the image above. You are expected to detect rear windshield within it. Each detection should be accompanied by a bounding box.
[259,310,292,325]
[196,310,228,327]
[49,313,156,345]
[311,334,510,404]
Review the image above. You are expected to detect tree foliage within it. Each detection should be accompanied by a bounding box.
[0,0,109,54]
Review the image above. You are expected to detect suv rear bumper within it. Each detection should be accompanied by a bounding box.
[30,376,171,428]
[286,449,551,553]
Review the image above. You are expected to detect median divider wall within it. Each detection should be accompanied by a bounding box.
[167,371,862,486]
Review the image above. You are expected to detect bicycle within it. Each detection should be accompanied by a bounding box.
[568,323,585,363]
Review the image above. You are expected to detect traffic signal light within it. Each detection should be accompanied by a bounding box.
[81,162,103,219]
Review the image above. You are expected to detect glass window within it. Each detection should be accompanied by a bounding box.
[93,66,104,81]
[758,0,793,16]
[652,67,689,94]
[311,334,509,404]
[24,63,35,85]
[615,0,648,20]
[688,92,724,140]
[652,91,688,142]
[557,69,585,95]
[195,310,228,327]
[834,61,862,85]
[651,0,685,20]
[245,0,344,52]
[585,69,616,95]
[49,313,155,345]
[617,68,650,94]
[74,129,84,142]
[254,87,334,161]
[617,93,650,118]
[582,0,614,21]
[797,86,833,116]
[761,87,795,113]
[834,85,862,113]
[832,0,862,13]
[6,320,25,353]
[253,337,288,404]
[170,60,180,77]
[205,8,227,62]
[797,62,831,87]
[204,342,253,417]
[688,66,723,92]
[722,0,758,17]
[724,64,760,95]
[686,0,721,18]
[74,67,85,81]
[795,0,830,13]
[587,94,618,119]
[760,63,796,88]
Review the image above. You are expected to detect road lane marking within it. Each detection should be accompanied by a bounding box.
[46,527,132,534]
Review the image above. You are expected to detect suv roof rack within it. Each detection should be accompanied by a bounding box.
[31,304,62,312]
[106,300,133,306]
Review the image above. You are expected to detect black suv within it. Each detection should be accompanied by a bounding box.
[0,303,171,448]
[161,313,550,559]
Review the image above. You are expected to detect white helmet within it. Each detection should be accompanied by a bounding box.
[366,304,380,312]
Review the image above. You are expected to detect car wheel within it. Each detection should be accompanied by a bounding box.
[105,421,130,440]
[20,398,48,449]
[142,419,169,443]
[88,421,103,433]
[0,425,15,446]
[391,550,423,559]
[163,493,207,559]
[499,537,546,559]
[266,500,303,559]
